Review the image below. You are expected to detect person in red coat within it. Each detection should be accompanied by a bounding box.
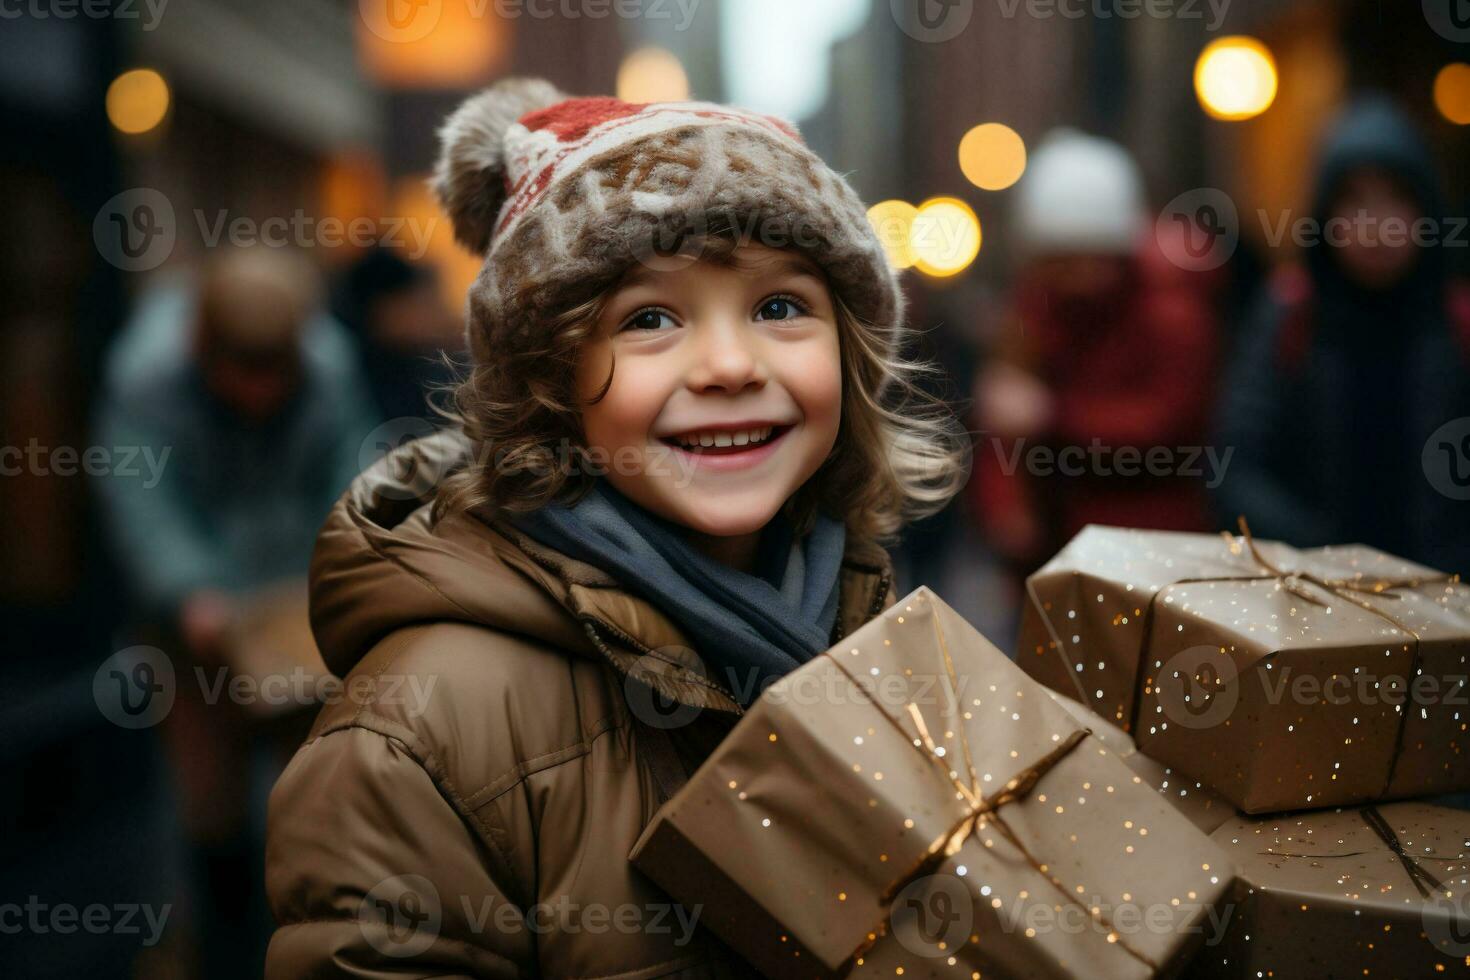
[973,131,1219,574]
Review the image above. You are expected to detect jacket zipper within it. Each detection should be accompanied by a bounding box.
[867,567,892,619]
[831,564,893,643]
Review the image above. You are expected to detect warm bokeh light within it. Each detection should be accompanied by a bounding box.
[866,200,919,270]
[909,197,981,278]
[391,175,482,318]
[1434,63,1470,125]
[617,47,691,104]
[958,123,1027,191]
[318,154,390,267]
[356,2,506,88]
[1194,36,1278,121]
[106,68,170,135]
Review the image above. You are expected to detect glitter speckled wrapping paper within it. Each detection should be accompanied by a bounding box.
[1018,526,1470,813]
[1186,802,1470,979]
[1046,691,1236,836]
[631,588,1233,979]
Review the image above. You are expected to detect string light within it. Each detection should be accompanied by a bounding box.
[106,68,169,135]
[1194,36,1278,121]
[958,123,1027,191]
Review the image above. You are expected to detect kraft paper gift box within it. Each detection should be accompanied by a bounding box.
[631,588,1233,979]
[1046,691,1236,837]
[1185,802,1470,979]
[1018,523,1470,813]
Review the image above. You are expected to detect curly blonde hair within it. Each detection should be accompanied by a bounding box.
[433,232,970,543]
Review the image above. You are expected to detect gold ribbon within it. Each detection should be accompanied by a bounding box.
[824,605,1158,973]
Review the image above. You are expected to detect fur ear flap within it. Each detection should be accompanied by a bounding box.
[431,77,567,255]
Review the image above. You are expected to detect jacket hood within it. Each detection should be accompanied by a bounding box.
[309,430,894,711]
[308,429,598,677]
[1307,95,1447,294]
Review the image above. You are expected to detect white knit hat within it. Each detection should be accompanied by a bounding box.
[1012,129,1145,256]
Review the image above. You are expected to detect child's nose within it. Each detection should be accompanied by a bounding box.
[685,323,767,394]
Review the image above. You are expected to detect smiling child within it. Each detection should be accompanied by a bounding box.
[265,77,968,977]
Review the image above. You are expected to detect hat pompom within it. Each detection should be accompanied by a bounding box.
[431,77,568,254]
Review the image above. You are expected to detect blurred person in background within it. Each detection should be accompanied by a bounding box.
[1215,96,1470,574]
[330,246,463,424]
[93,245,377,979]
[971,130,1219,579]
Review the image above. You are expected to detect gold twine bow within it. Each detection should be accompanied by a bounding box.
[878,705,1086,906]
[1224,516,1459,627]
[824,602,1157,972]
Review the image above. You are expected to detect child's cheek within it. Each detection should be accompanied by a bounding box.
[789,334,843,451]
[582,356,668,459]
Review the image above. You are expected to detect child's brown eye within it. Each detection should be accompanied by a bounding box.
[621,309,675,332]
[755,297,805,321]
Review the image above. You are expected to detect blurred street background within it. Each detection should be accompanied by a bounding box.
[3,0,1469,975]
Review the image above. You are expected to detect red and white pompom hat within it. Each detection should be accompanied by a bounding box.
[431,77,903,364]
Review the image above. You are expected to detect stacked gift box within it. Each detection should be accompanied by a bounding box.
[628,524,1468,978]
[633,588,1237,978]
[1016,523,1470,977]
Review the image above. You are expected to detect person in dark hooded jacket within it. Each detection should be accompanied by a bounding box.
[1215,95,1470,574]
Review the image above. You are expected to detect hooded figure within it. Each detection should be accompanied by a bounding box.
[1215,96,1470,573]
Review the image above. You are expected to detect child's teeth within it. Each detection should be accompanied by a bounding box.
[674,427,780,449]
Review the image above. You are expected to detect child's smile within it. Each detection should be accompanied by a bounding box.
[657,421,794,469]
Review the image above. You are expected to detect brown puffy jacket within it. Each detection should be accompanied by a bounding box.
[265,432,894,978]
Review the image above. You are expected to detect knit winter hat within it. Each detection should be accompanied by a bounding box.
[1012,128,1145,256]
[431,78,903,365]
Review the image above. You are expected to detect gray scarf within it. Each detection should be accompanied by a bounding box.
[509,482,847,705]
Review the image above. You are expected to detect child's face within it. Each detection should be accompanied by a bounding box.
[576,244,842,539]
